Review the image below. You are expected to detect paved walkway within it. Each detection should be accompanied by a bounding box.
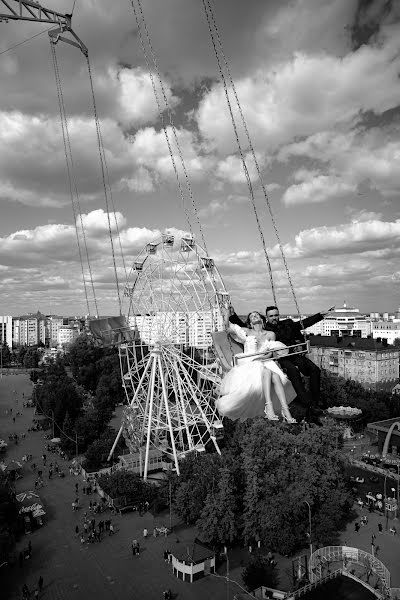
[0,374,241,600]
[2,373,399,599]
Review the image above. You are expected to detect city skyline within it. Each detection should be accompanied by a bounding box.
[1,0,399,316]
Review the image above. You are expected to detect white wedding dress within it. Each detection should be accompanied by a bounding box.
[215,324,296,422]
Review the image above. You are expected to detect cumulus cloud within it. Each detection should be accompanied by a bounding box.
[195,30,400,155]
[277,218,400,259]
[105,67,179,128]
[280,126,400,204]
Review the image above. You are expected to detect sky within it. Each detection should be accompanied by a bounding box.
[0,0,399,317]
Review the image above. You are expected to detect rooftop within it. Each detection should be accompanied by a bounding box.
[367,418,400,435]
[170,539,215,564]
[309,336,398,351]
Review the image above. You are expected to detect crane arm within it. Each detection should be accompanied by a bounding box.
[0,0,70,26]
[0,0,88,55]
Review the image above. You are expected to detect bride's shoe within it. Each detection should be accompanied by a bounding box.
[281,410,297,424]
[264,405,279,421]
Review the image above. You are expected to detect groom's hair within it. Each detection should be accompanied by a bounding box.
[266,305,279,314]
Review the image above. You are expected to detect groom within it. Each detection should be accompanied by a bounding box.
[230,305,334,420]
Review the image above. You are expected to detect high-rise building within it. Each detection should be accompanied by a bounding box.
[47,316,65,346]
[18,312,47,346]
[128,309,223,348]
[0,316,13,348]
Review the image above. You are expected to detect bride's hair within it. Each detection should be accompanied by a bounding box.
[245,311,267,329]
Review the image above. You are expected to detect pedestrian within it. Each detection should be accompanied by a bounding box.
[153,527,158,538]
[38,576,43,593]
[82,485,86,495]
[132,540,137,556]
[378,523,383,533]
[48,469,52,480]
[75,482,79,493]
[22,583,30,599]
[371,533,376,545]
[163,549,169,562]
[75,525,79,535]
[109,523,115,536]
[34,589,39,599]
[143,528,148,538]
[354,522,360,532]
[80,534,85,544]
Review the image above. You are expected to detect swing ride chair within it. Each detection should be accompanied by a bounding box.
[3,0,309,478]
[211,330,310,374]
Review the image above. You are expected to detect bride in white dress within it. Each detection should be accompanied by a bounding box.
[215,309,297,423]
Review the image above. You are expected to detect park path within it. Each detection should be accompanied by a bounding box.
[0,373,235,600]
[2,373,400,599]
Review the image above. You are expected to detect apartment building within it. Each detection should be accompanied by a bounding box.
[47,315,65,346]
[129,309,223,348]
[0,316,13,348]
[57,325,80,347]
[18,313,47,346]
[309,336,399,391]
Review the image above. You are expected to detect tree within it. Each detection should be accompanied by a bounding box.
[172,454,222,524]
[240,420,352,555]
[83,427,124,471]
[23,347,39,368]
[97,469,156,504]
[197,466,239,546]
[242,555,279,591]
[0,343,11,367]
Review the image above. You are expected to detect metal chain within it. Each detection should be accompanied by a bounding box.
[85,54,122,315]
[202,0,277,307]
[98,125,128,282]
[204,0,304,327]
[50,41,97,316]
[135,0,210,257]
[129,0,216,318]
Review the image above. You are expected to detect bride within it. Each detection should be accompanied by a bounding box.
[215,307,297,423]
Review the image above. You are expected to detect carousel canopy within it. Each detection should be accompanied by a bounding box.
[1,459,23,472]
[16,491,45,515]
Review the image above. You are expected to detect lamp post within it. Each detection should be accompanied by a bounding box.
[384,474,388,531]
[223,546,229,600]
[304,501,313,557]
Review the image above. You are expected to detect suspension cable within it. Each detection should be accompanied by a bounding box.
[50,40,97,316]
[201,0,277,306]
[85,55,123,315]
[130,0,218,320]
[98,125,128,282]
[134,0,210,257]
[203,0,304,326]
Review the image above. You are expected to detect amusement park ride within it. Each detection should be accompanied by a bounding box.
[1,0,309,478]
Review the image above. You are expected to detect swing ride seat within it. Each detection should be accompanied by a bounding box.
[87,316,138,347]
[211,331,310,372]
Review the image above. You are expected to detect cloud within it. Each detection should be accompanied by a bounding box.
[79,209,127,234]
[278,218,400,259]
[279,126,400,203]
[282,172,356,205]
[106,67,180,128]
[195,28,400,155]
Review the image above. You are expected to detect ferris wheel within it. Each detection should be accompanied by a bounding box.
[110,233,229,479]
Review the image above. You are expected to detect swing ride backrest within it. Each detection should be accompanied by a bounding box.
[211,331,243,373]
[87,316,138,347]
